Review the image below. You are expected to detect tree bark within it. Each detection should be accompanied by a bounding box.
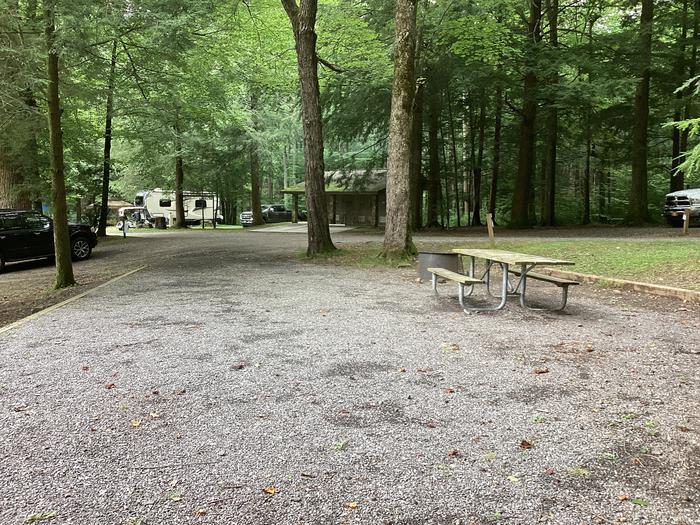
[381,0,417,258]
[446,90,461,227]
[472,94,486,226]
[98,39,118,237]
[250,140,264,225]
[628,0,654,225]
[583,126,592,224]
[488,86,502,224]
[173,115,186,228]
[426,95,441,227]
[282,0,335,255]
[511,0,542,228]
[44,0,75,288]
[409,84,423,230]
[542,0,559,226]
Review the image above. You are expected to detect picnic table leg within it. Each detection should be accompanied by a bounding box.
[461,262,509,313]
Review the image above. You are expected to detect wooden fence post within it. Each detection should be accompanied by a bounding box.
[486,213,496,247]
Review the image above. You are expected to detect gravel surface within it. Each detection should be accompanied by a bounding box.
[1,231,698,524]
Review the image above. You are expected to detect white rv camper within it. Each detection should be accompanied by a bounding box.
[134,189,222,226]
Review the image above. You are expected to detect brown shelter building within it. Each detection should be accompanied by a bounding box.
[282,170,386,227]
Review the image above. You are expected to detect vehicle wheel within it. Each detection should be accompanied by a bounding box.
[71,237,92,261]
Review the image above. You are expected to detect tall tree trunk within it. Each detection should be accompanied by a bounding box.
[250,141,263,225]
[98,39,118,237]
[282,0,335,255]
[173,114,186,228]
[382,0,417,258]
[44,0,74,288]
[628,0,654,225]
[511,0,542,228]
[542,0,559,226]
[488,86,502,224]
[446,90,461,227]
[409,84,423,230]
[283,144,289,208]
[0,153,31,209]
[678,0,699,190]
[671,0,688,193]
[583,125,592,224]
[426,95,441,227]
[267,175,273,202]
[472,94,486,226]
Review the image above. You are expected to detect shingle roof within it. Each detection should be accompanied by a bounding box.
[282,170,386,195]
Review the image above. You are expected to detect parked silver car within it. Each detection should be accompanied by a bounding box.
[663,188,700,227]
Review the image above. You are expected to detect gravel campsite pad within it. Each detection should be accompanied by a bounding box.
[0,231,698,524]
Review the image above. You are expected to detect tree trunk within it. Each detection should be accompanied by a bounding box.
[250,140,264,225]
[671,1,688,192]
[583,128,592,224]
[282,0,335,255]
[472,94,486,226]
[628,0,654,225]
[0,152,31,209]
[677,0,698,191]
[173,115,186,228]
[511,0,542,228]
[98,39,118,237]
[409,84,423,230]
[426,95,441,227]
[381,0,417,258]
[542,0,559,226]
[488,86,502,224]
[446,90,461,227]
[44,0,74,289]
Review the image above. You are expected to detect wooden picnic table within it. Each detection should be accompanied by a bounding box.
[449,248,576,312]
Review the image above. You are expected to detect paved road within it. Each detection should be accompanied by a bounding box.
[1,231,698,524]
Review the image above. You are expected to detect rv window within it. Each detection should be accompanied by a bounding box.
[135,196,144,206]
[194,199,207,209]
[159,199,172,207]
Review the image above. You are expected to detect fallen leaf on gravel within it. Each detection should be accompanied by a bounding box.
[13,405,29,412]
[533,368,549,375]
[617,495,629,502]
[169,493,182,502]
[175,432,182,439]
[416,367,433,373]
[631,457,642,466]
[545,468,556,476]
[444,388,456,394]
[334,440,349,451]
[520,440,533,449]
[129,419,142,428]
[448,449,461,457]
[175,389,186,395]
[399,368,406,373]
[81,366,89,372]
[152,390,159,395]
[441,342,460,353]
[230,363,245,370]
[631,498,649,507]
[263,486,279,495]
[345,501,358,509]
[25,511,57,523]
[195,509,207,516]
[319,309,330,316]
[149,412,160,419]
[105,383,116,390]
[426,422,437,429]
[484,451,497,461]
[507,475,520,483]
[677,426,691,432]
[300,472,316,478]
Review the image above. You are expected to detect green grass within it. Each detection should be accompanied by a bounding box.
[306,239,700,290]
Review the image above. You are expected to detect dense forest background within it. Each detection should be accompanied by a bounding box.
[1,0,699,229]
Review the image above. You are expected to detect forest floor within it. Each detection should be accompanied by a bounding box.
[0,229,698,524]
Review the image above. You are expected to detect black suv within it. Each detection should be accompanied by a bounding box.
[0,209,98,272]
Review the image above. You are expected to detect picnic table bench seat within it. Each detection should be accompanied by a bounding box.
[507,269,579,311]
[427,267,482,285]
[508,269,580,287]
